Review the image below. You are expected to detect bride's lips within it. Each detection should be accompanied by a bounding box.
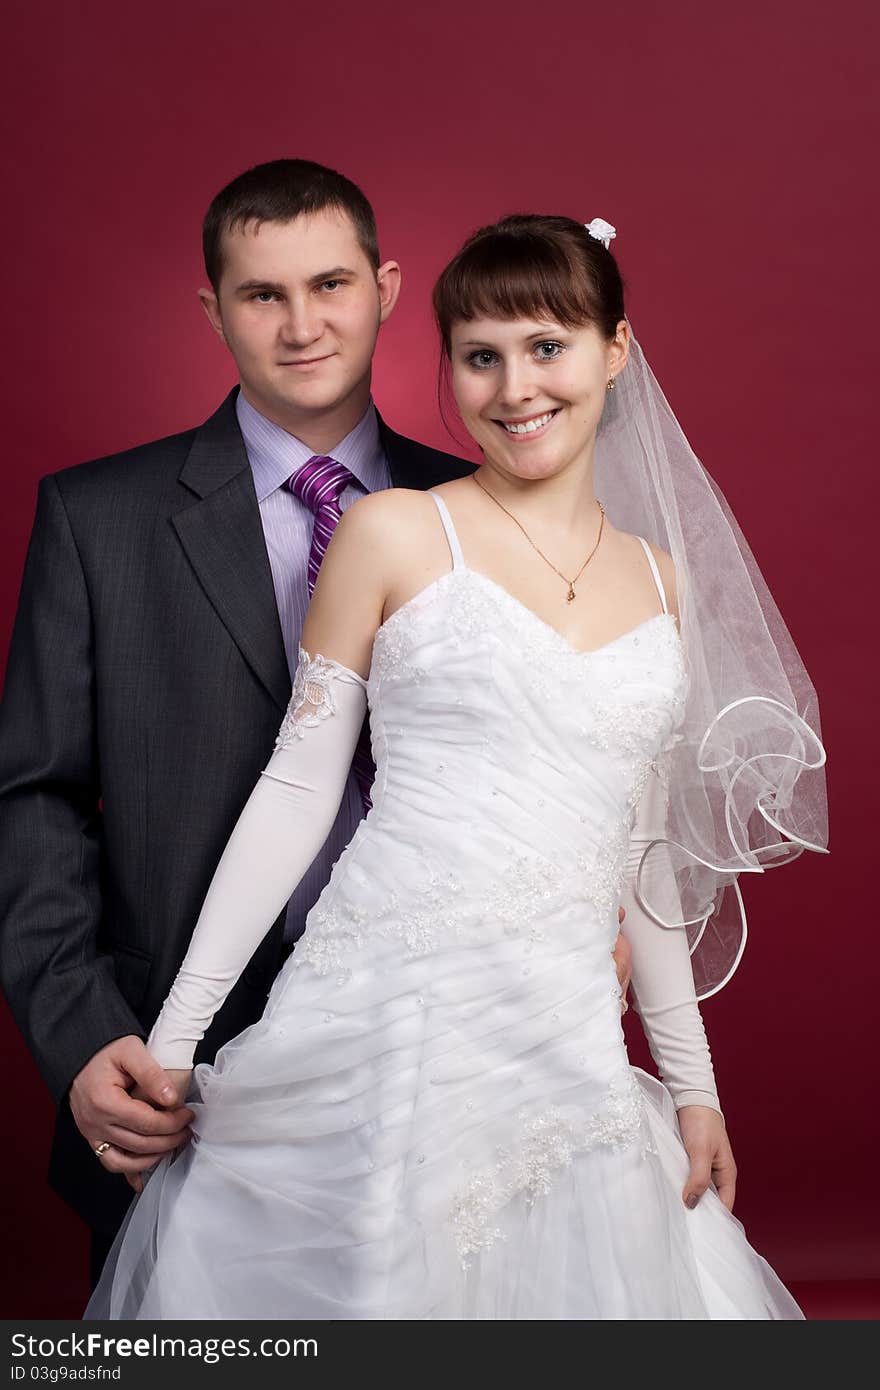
[493,408,561,441]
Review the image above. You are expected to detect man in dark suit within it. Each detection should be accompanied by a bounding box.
[0,158,630,1294]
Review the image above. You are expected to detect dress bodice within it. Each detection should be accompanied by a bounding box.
[372,491,685,828]
[295,490,688,976]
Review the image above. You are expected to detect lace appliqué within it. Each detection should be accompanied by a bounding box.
[294,852,564,978]
[370,622,430,685]
[275,648,358,751]
[576,818,630,922]
[585,698,676,757]
[291,900,370,978]
[451,1073,656,1268]
[296,812,653,980]
[371,571,471,684]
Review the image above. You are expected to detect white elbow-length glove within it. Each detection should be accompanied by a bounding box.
[620,760,723,1118]
[147,651,368,1070]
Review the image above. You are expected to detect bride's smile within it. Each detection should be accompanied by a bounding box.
[449,315,629,489]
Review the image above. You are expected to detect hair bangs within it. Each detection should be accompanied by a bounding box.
[433,214,625,358]
[437,237,596,349]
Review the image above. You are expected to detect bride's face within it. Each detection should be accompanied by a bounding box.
[449,316,627,481]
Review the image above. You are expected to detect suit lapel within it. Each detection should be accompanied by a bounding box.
[173,390,291,713]
[378,413,420,488]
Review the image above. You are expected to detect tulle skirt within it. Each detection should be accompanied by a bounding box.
[85,919,802,1321]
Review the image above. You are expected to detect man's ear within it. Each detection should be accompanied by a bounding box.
[198,288,226,343]
[376,260,402,325]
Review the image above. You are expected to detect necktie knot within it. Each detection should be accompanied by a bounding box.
[286,455,355,513]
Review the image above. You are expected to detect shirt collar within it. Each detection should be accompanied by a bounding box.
[235,388,387,503]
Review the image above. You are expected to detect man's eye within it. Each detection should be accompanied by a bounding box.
[535,341,564,360]
[252,291,278,303]
[321,279,343,291]
[467,350,498,369]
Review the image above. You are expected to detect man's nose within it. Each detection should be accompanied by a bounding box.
[279,297,322,347]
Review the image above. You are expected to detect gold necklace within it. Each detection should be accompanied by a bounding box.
[472,472,605,604]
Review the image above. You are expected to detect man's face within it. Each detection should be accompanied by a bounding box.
[200,208,400,430]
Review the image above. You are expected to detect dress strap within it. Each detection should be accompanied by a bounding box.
[636,535,669,615]
[428,491,465,570]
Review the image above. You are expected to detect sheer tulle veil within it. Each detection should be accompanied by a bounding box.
[596,311,828,996]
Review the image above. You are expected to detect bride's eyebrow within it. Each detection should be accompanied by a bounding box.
[458,329,564,346]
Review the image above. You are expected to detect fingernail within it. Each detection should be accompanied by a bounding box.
[160,1085,176,1101]
[685,1193,699,1209]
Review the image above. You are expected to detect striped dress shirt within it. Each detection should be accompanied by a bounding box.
[236,388,391,941]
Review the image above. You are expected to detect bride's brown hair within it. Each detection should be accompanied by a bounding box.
[431,214,626,357]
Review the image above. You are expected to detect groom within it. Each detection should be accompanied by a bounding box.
[0,158,631,1289]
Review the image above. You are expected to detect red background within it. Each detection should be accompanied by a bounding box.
[2,0,877,1318]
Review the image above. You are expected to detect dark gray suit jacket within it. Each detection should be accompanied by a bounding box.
[0,387,474,1233]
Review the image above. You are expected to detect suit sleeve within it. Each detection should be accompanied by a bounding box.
[0,474,144,1104]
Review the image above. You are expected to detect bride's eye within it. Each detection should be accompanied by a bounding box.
[534,341,565,361]
[466,349,499,369]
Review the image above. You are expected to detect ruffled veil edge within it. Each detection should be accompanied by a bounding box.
[598,333,828,998]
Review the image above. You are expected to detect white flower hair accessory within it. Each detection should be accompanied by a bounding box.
[585,217,616,249]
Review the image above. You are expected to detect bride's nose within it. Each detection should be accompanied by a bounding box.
[495,358,538,408]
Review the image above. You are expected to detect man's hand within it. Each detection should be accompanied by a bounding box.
[612,907,632,1013]
[69,1036,194,1195]
[676,1105,737,1212]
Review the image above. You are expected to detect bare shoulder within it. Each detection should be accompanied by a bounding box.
[301,490,439,675]
[336,486,437,539]
[610,523,680,622]
[331,488,445,573]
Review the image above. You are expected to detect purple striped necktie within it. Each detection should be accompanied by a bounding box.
[286,455,376,812]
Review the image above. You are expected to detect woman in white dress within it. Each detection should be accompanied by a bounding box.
[85,214,827,1320]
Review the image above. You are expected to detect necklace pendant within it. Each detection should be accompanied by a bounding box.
[566,585,576,603]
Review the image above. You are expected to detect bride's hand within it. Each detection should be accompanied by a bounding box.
[612,910,632,1012]
[125,1068,194,1192]
[131,1068,193,1106]
[676,1105,737,1213]
[160,1068,194,1104]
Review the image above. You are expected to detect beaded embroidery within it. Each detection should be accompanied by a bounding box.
[295,811,644,978]
[294,851,568,977]
[372,567,686,693]
[450,1073,656,1267]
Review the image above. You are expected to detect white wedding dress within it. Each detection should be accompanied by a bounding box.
[86,493,802,1320]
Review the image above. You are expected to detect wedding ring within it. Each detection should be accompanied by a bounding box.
[94,1141,111,1156]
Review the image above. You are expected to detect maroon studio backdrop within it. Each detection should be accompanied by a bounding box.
[1,0,877,1317]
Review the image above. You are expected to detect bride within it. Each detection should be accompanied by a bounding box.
[86,213,827,1320]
